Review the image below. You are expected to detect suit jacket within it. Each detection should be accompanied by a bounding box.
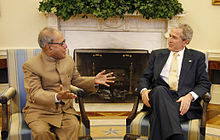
[138,48,211,119]
[22,51,96,127]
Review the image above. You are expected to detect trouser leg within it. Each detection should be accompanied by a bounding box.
[149,86,183,140]
[55,113,80,140]
[28,120,56,140]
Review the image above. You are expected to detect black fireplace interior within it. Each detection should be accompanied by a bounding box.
[74,49,150,103]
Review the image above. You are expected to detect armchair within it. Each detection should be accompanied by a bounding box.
[124,93,211,140]
[0,49,92,140]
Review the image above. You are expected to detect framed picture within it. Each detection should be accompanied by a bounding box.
[212,0,220,5]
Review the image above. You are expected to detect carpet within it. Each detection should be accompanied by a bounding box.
[90,116,126,140]
[89,116,220,140]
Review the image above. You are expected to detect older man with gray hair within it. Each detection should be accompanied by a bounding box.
[22,27,115,140]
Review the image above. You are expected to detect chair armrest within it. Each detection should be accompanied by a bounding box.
[0,87,16,140]
[126,96,140,126]
[200,92,211,136]
[1,87,16,100]
[70,85,90,129]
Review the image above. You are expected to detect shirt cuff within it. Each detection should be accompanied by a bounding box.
[189,91,199,102]
[55,93,61,103]
[95,84,99,88]
[140,88,148,95]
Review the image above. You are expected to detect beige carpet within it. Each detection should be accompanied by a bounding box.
[90,116,126,140]
[89,116,220,140]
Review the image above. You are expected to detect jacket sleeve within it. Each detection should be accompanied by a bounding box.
[70,60,96,92]
[137,51,155,93]
[23,63,57,110]
[192,53,211,98]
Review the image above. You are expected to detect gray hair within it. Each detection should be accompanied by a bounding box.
[176,24,193,42]
[38,27,58,48]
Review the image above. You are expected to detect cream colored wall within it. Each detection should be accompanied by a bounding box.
[0,0,219,52]
[178,0,220,52]
[0,0,47,49]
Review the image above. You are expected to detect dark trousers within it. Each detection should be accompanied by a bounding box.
[148,85,188,140]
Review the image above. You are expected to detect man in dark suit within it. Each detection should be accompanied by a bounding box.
[138,24,211,140]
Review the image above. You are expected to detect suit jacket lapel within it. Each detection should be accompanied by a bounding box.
[155,49,170,78]
[178,48,193,90]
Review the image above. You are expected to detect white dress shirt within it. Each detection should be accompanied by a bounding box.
[160,49,185,84]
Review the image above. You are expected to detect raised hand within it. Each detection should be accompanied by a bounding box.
[57,85,77,100]
[94,70,116,87]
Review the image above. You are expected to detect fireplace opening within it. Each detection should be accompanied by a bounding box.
[74,49,150,103]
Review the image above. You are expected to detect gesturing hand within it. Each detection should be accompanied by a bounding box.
[141,89,152,107]
[57,85,77,100]
[176,93,193,116]
[94,70,116,87]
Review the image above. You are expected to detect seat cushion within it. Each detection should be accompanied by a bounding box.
[126,111,204,140]
[7,113,32,140]
[7,112,89,139]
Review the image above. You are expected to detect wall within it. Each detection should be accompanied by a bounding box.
[178,0,220,52]
[0,0,219,51]
[0,0,47,49]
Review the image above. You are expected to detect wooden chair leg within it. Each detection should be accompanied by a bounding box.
[78,136,93,140]
[124,134,140,140]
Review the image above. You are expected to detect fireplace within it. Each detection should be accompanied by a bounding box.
[74,49,149,103]
[47,14,182,109]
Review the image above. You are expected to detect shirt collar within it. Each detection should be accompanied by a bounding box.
[170,47,185,57]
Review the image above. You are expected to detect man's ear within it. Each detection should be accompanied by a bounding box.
[45,44,52,51]
[43,44,52,54]
[184,40,190,45]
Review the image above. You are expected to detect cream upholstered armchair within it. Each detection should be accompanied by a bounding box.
[124,92,211,140]
[0,49,92,140]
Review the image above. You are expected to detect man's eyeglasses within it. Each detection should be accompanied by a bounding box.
[48,40,66,46]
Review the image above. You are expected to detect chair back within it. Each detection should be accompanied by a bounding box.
[7,49,41,114]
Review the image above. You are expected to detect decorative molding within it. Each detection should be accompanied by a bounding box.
[48,13,182,32]
[58,14,167,32]
[47,14,179,53]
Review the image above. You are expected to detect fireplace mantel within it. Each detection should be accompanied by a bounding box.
[48,14,182,111]
[48,14,181,55]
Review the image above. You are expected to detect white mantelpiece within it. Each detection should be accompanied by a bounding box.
[48,14,181,56]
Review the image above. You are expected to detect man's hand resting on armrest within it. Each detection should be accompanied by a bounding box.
[176,93,193,116]
[141,89,152,107]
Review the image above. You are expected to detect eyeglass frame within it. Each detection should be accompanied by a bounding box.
[48,40,66,46]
